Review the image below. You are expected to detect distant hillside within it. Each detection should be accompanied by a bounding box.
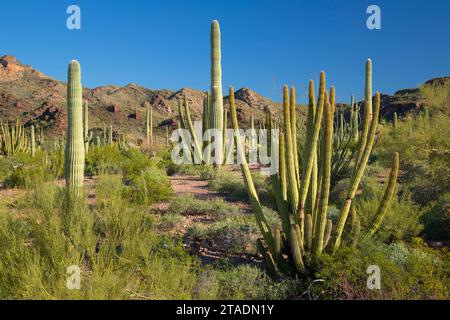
[0,54,446,140]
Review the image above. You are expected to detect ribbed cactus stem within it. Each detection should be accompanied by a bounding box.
[393,112,398,137]
[210,20,224,167]
[279,130,287,200]
[333,91,380,251]
[230,85,276,256]
[355,59,373,167]
[30,125,35,157]
[290,86,299,182]
[65,60,85,194]
[299,75,326,229]
[184,95,203,163]
[368,152,399,236]
[351,95,359,144]
[223,107,228,161]
[83,101,89,154]
[312,95,333,258]
[283,85,299,222]
[203,92,211,164]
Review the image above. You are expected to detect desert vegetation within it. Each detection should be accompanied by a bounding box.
[0,20,448,300]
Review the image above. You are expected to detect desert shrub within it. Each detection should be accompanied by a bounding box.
[167,163,215,178]
[421,193,450,241]
[85,145,123,176]
[419,79,450,115]
[0,181,198,300]
[377,112,450,205]
[2,150,63,188]
[355,177,423,242]
[315,239,449,300]
[209,169,270,203]
[195,264,301,300]
[167,194,241,217]
[123,166,172,206]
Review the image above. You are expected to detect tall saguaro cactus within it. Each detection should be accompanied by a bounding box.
[65,60,85,194]
[210,20,224,167]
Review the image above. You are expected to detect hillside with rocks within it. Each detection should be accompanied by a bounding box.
[0,54,445,140]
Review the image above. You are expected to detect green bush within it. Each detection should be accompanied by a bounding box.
[124,167,172,206]
[315,239,449,299]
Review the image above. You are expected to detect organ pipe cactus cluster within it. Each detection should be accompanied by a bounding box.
[0,120,29,157]
[231,59,400,275]
[65,60,85,194]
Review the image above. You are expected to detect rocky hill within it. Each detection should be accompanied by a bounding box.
[0,55,274,139]
[0,54,446,140]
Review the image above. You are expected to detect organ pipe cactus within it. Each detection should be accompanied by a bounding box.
[210,20,224,167]
[184,95,203,163]
[65,60,85,194]
[232,59,399,275]
[83,101,90,154]
[367,152,400,235]
[0,120,29,157]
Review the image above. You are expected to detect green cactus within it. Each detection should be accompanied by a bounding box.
[83,101,91,154]
[312,91,334,258]
[30,125,36,157]
[184,95,203,163]
[333,90,381,251]
[0,120,28,157]
[65,60,85,194]
[350,95,359,144]
[354,59,373,168]
[367,152,399,235]
[145,102,153,149]
[210,20,224,167]
[290,87,300,183]
[229,85,276,256]
[231,60,399,275]
[393,112,398,137]
[282,85,299,227]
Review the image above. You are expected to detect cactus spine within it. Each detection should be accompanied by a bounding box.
[65,60,85,194]
[210,20,224,167]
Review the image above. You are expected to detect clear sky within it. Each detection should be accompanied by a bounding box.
[1,0,449,103]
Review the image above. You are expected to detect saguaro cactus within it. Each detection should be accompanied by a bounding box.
[210,20,224,167]
[65,60,85,194]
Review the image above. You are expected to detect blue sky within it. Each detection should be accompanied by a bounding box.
[1,0,449,103]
